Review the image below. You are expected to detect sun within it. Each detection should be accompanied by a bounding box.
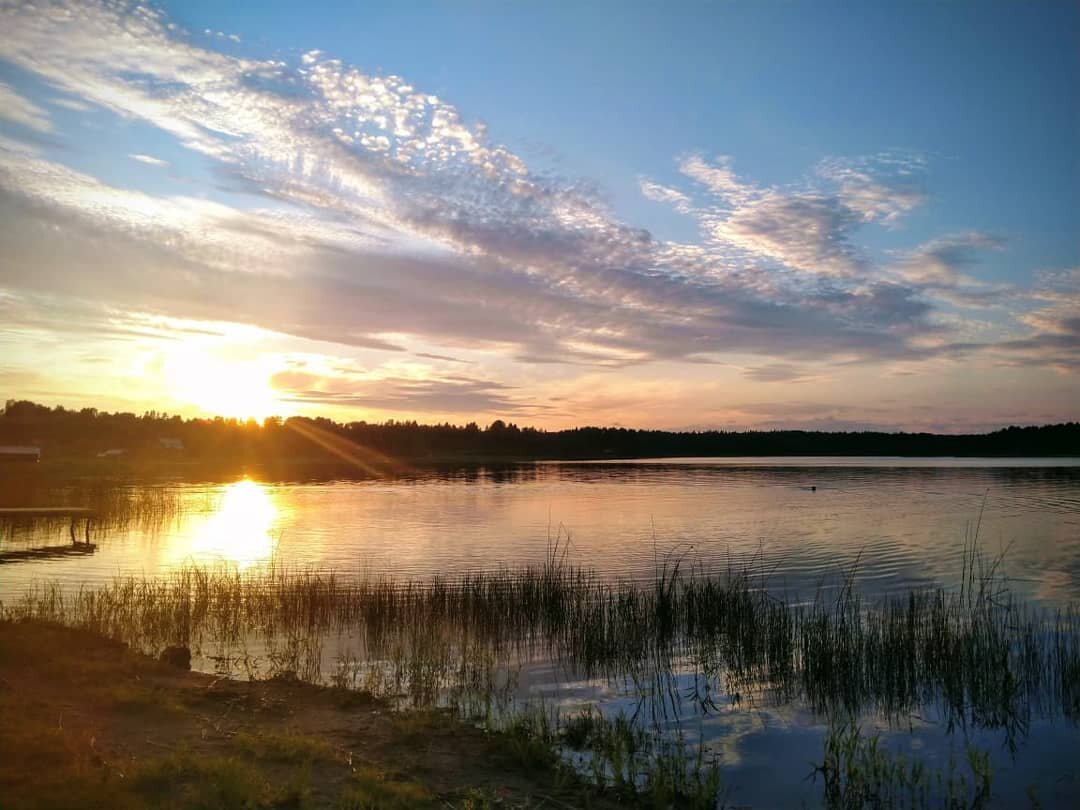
[163,346,281,422]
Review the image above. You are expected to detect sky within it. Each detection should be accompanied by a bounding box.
[0,0,1077,432]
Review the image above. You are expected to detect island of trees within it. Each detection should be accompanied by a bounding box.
[2,400,1078,467]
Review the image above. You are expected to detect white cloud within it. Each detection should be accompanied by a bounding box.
[128,153,169,167]
[0,80,52,132]
[49,96,92,113]
[710,188,865,277]
[639,178,691,212]
[679,153,753,205]
[817,154,926,225]
[674,152,929,278]
[0,0,1072,381]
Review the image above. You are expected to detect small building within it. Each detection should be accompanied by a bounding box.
[0,445,41,462]
[158,437,184,451]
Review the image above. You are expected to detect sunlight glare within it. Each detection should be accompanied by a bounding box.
[184,480,280,569]
[164,346,279,422]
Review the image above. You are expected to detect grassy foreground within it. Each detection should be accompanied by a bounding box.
[0,620,622,810]
[3,540,1077,808]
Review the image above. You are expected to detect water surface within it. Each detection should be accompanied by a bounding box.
[2,457,1078,807]
[2,457,1078,605]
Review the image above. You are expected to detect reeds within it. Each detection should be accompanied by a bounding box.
[4,539,1076,728]
[810,719,995,810]
[4,539,1077,807]
[0,484,187,544]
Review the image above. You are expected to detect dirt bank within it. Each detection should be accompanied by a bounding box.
[0,620,615,809]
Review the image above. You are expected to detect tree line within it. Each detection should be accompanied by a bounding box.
[2,399,1078,461]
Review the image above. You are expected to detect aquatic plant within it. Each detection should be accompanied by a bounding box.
[810,720,994,810]
[5,538,1076,727]
[3,536,1077,807]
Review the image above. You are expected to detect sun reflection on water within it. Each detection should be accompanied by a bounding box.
[180,480,280,570]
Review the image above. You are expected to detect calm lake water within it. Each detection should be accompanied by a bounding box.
[2,457,1079,604]
[2,456,1079,807]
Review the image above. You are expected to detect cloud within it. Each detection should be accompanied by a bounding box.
[890,233,1011,307]
[679,154,753,205]
[414,352,470,364]
[639,178,691,212]
[0,80,52,132]
[741,363,818,383]
[0,127,949,371]
[714,189,866,276]
[0,0,1070,386]
[48,96,92,113]
[128,153,169,167]
[816,154,926,225]
[993,268,1080,372]
[0,289,228,345]
[272,368,547,416]
[671,152,928,278]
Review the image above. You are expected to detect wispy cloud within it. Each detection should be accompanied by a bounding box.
[996,268,1080,373]
[0,80,52,132]
[272,367,547,416]
[639,178,691,213]
[816,153,926,226]
[128,153,169,167]
[886,232,1013,309]
[667,152,927,278]
[741,363,820,384]
[0,0,1074,403]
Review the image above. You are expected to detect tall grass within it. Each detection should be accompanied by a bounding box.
[4,538,1077,732]
[3,537,1078,806]
[810,719,996,810]
[0,485,187,544]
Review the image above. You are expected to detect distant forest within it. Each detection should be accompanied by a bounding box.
[2,400,1079,463]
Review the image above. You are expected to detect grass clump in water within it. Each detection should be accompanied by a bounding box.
[9,535,1072,737]
[810,720,995,810]
[4,535,1078,808]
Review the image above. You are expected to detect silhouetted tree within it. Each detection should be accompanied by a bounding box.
[1,399,1077,461]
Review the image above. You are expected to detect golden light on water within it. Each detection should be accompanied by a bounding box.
[180,480,280,569]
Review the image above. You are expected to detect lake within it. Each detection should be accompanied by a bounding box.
[3,457,1079,604]
[2,456,1079,807]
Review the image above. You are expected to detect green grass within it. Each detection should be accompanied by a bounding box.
[6,540,1075,727]
[335,765,433,809]
[229,731,336,764]
[4,536,1077,808]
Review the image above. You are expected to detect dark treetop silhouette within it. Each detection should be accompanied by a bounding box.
[2,400,1078,465]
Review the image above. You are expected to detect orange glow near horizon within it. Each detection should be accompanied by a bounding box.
[285,418,411,476]
[162,346,282,424]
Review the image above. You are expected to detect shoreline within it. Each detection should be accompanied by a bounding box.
[0,619,619,809]
[4,452,1079,486]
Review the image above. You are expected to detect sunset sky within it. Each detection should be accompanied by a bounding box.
[1,1,1077,431]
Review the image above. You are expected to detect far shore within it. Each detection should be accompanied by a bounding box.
[3,450,1079,486]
